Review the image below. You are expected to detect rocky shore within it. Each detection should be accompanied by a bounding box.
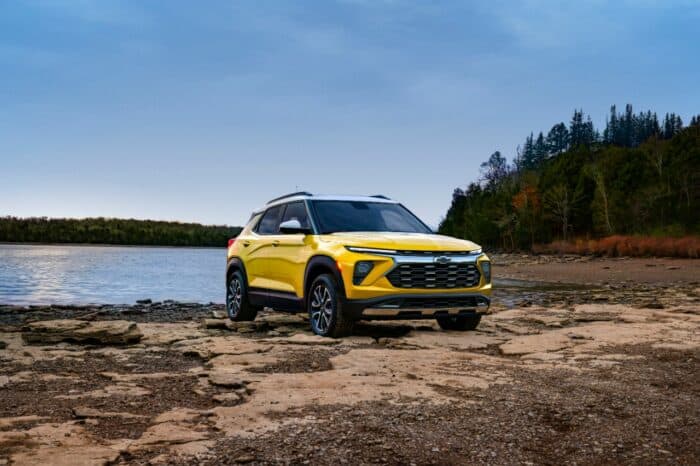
[1,255,698,465]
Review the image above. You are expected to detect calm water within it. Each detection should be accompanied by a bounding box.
[0,244,225,305]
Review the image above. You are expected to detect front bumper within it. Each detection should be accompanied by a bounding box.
[343,293,490,321]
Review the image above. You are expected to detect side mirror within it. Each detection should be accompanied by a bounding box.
[279,219,311,235]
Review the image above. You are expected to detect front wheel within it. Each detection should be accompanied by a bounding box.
[307,274,354,338]
[436,313,481,331]
[226,270,258,321]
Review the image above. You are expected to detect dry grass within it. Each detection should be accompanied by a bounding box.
[533,235,700,258]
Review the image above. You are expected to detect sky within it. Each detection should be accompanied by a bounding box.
[2,0,699,228]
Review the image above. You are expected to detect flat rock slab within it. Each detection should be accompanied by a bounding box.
[71,407,147,419]
[22,319,142,345]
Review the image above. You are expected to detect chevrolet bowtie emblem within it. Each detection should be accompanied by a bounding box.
[434,256,451,264]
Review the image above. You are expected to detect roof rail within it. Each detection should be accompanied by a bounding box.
[266,191,313,204]
[370,194,391,200]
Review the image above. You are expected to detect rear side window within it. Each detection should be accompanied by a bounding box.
[256,205,283,235]
[281,202,310,229]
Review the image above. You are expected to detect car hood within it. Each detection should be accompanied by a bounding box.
[320,232,481,252]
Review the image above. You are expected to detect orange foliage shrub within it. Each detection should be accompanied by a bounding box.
[534,236,700,258]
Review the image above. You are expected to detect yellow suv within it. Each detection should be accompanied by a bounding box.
[226,193,491,337]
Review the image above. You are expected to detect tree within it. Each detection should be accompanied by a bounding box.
[569,109,596,147]
[663,113,683,139]
[516,133,536,171]
[546,122,569,156]
[603,105,618,144]
[533,132,548,166]
[587,164,614,235]
[544,183,580,240]
[480,151,509,190]
[512,184,541,249]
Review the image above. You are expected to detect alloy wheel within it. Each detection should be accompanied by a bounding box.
[310,283,334,334]
[227,276,242,318]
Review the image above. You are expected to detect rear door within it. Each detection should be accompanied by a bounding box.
[244,204,284,291]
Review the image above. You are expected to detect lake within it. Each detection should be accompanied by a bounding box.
[0,244,566,307]
[0,244,225,305]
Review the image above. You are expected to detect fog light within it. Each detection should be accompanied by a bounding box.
[481,261,491,283]
[353,261,374,285]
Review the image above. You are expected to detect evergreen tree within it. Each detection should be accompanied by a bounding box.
[533,132,548,166]
[516,133,537,170]
[546,122,569,155]
[569,110,595,147]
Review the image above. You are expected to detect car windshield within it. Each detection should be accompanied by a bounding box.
[310,200,432,234]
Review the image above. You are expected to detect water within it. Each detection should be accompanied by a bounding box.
[0,244,594,307]
[0,244,225,305]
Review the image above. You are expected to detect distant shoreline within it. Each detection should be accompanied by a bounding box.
[0,242,225,250]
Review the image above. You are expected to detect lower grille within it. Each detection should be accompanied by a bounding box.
[386,263,480,289]
[378,295,487,309]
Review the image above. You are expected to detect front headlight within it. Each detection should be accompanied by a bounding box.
[353,261,375,285]
[470,248,482,255]
[480,261,491,283]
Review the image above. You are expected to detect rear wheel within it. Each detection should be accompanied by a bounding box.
[436,313,481,331]
[226,270,258,321]
[307,274,354,338]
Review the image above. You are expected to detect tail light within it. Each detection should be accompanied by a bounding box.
[228,238,236,248]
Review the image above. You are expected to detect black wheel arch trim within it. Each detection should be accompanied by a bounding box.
[226,257,249,288]
[304,255,346,300]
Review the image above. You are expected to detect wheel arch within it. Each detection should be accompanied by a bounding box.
[226,257,249,288]
[304,255,346,301]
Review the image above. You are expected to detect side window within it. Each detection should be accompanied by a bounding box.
[256,205,283,235]
[281,202,310,229]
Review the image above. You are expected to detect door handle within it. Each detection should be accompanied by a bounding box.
[272,240,280,247]
[242,241,251,247]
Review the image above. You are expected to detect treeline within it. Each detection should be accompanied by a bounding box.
[439,105,700,253]
[0,217,242,247]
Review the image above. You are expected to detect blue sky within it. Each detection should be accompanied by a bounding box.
[2,0,698,227]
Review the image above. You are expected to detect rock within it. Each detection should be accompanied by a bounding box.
[212,392,242,403]
[0,376,9,389]
[72,407,146,419]
[211,310,226,319]
[22,319,142,345]
[234,454,256,463]
[499,332,574,356]
[202,319,229,330]
[259,333,338,345]
[0,341,6,350]
[226,321,263,332]
[208,372,248,388]
[0,415,47,428]
[153,408,206,425]
[128,422,209,450]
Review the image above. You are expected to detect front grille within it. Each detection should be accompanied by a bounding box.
[386,263,480,289]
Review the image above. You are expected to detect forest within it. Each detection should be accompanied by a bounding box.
[439,105,700,256]
[0,217,242,247]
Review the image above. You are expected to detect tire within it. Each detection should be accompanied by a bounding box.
[307,274,354,338]
[226,270,258,321]
[436,313,481,331]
